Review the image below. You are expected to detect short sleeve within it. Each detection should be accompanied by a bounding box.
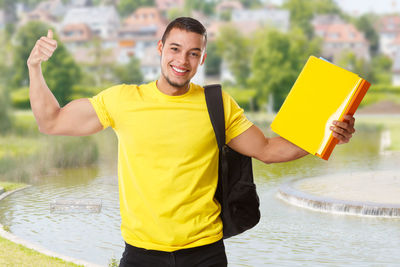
[88,85,123,129]
[222,91,253,144]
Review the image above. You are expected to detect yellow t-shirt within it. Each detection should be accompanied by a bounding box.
[89,81,253,252]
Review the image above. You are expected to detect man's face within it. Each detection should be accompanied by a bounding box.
[157,28,207,90]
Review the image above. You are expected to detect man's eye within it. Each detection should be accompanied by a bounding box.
[171,47,178,51]
[191,53,199,57]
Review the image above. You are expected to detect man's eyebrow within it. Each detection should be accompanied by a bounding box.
[169,42,202,51]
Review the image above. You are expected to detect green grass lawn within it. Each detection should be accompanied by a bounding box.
[0,236,82,267]
[0,181,27,192]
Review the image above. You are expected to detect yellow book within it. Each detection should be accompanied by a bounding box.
[270,56,371,160]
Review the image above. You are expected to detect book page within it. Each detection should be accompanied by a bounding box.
[316,78,362,155]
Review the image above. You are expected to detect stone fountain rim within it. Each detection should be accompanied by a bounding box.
[279,180,400,210]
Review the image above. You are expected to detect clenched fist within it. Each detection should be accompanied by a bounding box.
[27,29,58,67]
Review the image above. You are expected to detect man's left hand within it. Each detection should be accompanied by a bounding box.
[330,115,356,144]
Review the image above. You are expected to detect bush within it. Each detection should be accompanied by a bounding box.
[0,135,99,182]
[46,136,99,168]
[360,84,400,107]
[224,87,257,111]
[10,87,30,109]
[0,85,12,134]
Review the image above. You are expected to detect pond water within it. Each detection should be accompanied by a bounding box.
[0,122,399,266]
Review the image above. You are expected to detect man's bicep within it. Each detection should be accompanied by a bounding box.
[227,125,269,160]
[51,98,104,136]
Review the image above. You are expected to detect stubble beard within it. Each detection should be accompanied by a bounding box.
[161,68,190,89]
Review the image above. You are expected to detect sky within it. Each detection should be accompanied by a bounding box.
[268,0,400,15]
[334,0,400,16]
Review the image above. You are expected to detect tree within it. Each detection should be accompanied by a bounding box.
[117,0,155,17]
[238,0,262,9]
[205,41,222,76]
[216,25,252,87]
[249,28,321,111]
[0,29,12,132]
[0,83,12,134]
[0,0,17,35]
[113,56,144,84]
[283,0,342,38]
[184,0,218,16]
[13,22,82,106]
[337,52,372,82]
[370,55,392,84]
[354,14,379,56]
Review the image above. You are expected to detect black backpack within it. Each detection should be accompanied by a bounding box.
[204,84,261,239]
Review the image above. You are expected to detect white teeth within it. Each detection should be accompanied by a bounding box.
[172,66,186,73]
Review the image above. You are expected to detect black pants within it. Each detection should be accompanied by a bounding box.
[119,239,228,267]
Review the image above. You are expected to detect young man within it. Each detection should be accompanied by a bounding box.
[27,17,355,266]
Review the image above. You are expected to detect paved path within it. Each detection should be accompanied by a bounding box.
[296,170,400,204]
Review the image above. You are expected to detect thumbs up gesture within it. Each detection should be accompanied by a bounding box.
[27,29,58,67]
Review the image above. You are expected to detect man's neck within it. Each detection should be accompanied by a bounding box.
[156,79,190,96]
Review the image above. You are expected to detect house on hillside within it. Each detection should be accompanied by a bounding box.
[313,15,369,63]
[231,6,289,33]
[62,6,120,40]
[35,0,66,18]
[60,23,93,50]
[18,8,59,29]
[215,0,243,20]
[376,15,400,59]
[118,8,165,58]
[156,0,184,12]
[116,7,167,80]
[69,0,93,7]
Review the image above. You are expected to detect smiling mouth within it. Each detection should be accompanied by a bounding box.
[171,65,189,75]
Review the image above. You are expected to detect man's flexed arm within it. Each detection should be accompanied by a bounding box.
[27,29,103,136]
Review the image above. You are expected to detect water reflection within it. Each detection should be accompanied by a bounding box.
[0,123,399,266]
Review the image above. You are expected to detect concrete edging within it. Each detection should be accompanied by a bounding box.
[0,185,105,267]
[277,179,400,217]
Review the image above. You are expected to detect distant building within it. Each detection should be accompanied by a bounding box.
[377,15,400,59]
[392,50,400,86]
[35,0,67,18]
[62,6,120,39]
[118,7,167,64]
[156,0,184,12]
[69,0,93,7]
[215,1,243,17]
[313,16,370,63]
[231,7,290,33]
[60,23,93,50]
[19,8,59,29]
[389,33,400,60]
[312,14,345,26]
[140,46,161,81]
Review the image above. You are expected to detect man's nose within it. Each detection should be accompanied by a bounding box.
[176,52,188,65]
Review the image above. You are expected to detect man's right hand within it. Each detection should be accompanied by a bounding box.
[27,29,58,67]
[27,29,103,136]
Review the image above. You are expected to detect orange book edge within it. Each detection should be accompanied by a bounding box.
[315,79,371,160]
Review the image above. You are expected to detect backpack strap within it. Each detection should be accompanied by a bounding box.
[204,84,225,149]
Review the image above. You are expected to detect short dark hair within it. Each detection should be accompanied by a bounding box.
[161,17,207,46]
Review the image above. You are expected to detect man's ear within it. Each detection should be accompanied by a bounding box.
[157,40,163,56]
[200,52,207,66]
